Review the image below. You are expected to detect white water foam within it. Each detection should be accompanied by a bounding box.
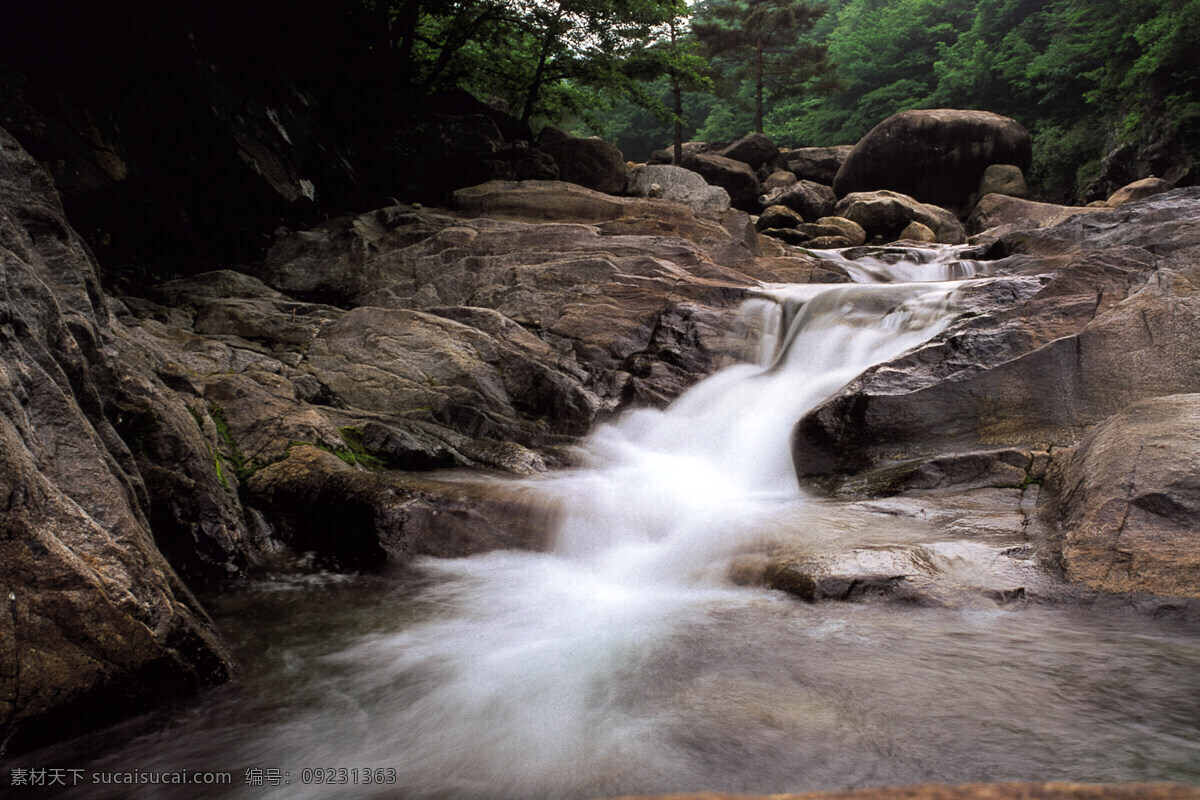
[287,256,978,798]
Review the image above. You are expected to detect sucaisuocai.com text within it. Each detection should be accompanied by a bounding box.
[9,768,234,787]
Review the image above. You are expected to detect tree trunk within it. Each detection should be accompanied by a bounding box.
[673,79,684,164]
[521,11,564,126]
[755,31,764,134]
[671,21,684,164]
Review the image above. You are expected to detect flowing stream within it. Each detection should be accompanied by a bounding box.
[37,248,1200,798]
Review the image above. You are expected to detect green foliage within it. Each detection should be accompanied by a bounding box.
[756,0,1198,200]
[208,404,255,484]
[369,0,1197,201]
[691,0,835,133]
[369,0,690,126]
[335,427,387,471]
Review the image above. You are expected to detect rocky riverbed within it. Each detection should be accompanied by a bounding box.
[2,101,1200,799]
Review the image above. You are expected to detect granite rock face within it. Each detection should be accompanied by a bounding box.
[791,189,1200,597]
[0,129,234,752]
[1051,394,1200,598]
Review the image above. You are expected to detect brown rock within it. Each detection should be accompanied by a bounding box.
[680,151,761,210]
[835,190,966,244]
[718,133,782,171]
[784,145,855,184]
[967,194,1100,236]
[756,204,805,230]
[834,109,1032,213]
[762,169,798,192]
[536,126,628,194]
[244,446,550,569]
[898,220,938,242]
[1105,176,1172,208]
[815,216,867,246]
[0,128,233,751]
[977,164,1028,200]
[761,179,837,221]
[1052,394,1200,597]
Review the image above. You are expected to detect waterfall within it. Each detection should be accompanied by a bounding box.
[72,246,1200,799]
[298,249,977,799]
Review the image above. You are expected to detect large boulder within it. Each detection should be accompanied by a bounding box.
[1051,394,1200,598]
[0,128,234,751]
[761,180,838,221]
[835,190,966,244]
[681,151,762,210]
[626,164,731,216]
[791,191,1200,498]
[536,126,627,194]
[784,145,855,184]
[1105,176,1172,208]
[833,109,1032,213]
[967,194,1101,236]
[718,133,783,172]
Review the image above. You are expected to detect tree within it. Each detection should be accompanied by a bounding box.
[691,0,835,134]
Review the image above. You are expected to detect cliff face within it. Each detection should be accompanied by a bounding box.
[0,128,234,752]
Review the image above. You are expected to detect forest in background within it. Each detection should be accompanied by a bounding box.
[374,0,1198,204]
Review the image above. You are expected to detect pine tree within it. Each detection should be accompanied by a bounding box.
[692,0,835,134]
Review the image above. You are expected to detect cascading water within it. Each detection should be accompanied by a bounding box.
[56,248,1200,800]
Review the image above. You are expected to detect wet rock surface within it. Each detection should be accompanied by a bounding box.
[1050,394,1200,598]
[5,89,1200,759]
[0,128,234,751]
[793,189,1200,598]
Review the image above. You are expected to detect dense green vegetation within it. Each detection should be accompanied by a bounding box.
[368,0,1197,202]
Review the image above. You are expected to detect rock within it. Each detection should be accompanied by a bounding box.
[1105,176,1172,208]
[762,170,798,192]
[0,128,234,751]
[536,126,628,195]
[760,180,837,221]
[763,547,932,602]
[783,145,855,184]
[251,181,832,477]
[306,306,600,447]
[1051,394,1200,598]
[803,235,854,249]
[814,216,867,246]
[967,194,1101,236]
[899,220,938,243]
[756,205,805,230]
[1084,117,1194,202]
[834,109,1032,213]
[626,164,731,216]
[718,133,782,171]
[680,151,761,210]
[994,187,1200,257]
[792,245,1170,490]
[978,164,1028,200]
[835,190,966,244]
[243,446,550,570]
[763,225,848,247]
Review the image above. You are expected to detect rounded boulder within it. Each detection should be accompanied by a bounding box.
[833,109,1032,213]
